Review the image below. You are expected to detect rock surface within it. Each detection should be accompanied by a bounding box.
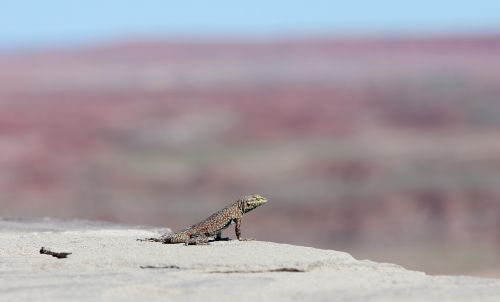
[0,218,499,301]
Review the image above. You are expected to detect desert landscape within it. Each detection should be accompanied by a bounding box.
[1,35,500,276]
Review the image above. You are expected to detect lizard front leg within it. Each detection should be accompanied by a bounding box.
[234,218,253,241]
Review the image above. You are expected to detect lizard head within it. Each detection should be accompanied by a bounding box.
[239,194,268,213]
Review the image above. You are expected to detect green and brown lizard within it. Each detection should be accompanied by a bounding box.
[138,194,268,245]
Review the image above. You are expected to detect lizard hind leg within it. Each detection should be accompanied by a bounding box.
[184,235,210,246]
[162,232,190,244]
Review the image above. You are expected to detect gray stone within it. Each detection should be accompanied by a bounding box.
[0,218,498,301]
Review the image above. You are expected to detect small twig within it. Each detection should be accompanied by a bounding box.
[40,247,72,259]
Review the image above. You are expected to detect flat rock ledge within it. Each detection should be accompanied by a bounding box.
[1,218,499,302]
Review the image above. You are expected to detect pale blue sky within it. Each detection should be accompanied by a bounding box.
[2,0,500,48]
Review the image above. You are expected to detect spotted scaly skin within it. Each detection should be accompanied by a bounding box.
[138,194,268,245]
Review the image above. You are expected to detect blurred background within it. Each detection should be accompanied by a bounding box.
[1,1,500,277]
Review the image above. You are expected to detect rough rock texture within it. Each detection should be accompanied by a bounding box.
[0,218,499,301]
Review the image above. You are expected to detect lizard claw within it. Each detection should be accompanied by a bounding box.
[238,238,254,241]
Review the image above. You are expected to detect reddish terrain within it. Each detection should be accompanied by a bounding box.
[1,36,500,275]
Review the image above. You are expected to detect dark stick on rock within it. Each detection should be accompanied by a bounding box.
[40,247,72,259]
[210,268,305,273]
[140,265,181,269]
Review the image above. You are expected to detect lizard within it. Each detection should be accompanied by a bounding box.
[138,194,268,245]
